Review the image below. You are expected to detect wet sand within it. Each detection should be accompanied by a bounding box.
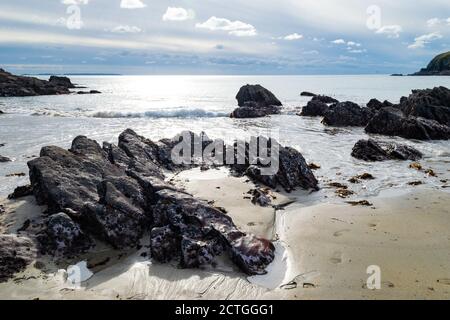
[0,168,449,300]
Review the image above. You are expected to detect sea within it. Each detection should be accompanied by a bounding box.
[1,75,449,200]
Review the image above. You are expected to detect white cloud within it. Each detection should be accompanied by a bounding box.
[332,39,345,44]
[120,0,146,9]
[109,25,142,33]
[375,25,402,39]
[62,0,89,4]
[196,16,257,37]
[427,18,442,27]
[162,7,195,21]
[347,41,361,47]
[408,32,443,49]
[348,49,366,54]
[426,17,450,27]
[284,33,303,41]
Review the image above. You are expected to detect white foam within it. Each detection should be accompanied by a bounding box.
[91,108,228,119]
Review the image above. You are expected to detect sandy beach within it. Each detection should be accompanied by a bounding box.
[1,167,448,300]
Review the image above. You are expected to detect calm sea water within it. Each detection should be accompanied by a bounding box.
[1,75,449,200]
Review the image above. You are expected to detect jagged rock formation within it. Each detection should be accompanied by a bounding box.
[0,68,73,97]
[18,129,318,276]
[365,107,450,140]
[231,85,282,118]
[300,100,330,117]
[351,139,423,162]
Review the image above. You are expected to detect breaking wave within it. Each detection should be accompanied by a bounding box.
[91,108,229,119]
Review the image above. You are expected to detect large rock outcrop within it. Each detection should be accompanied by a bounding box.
[365,107,450,140]
[23,129,302,275]
[351,139,423,162]
[0,235,36,283]
[231,85,282,118]
[0,68,73,97]
[412,51,450,76]
[322,101,375,127]
[399,86,450,126]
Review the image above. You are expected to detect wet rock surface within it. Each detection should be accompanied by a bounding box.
[351,139,423,162]
[19,129,286,275]
[367,98,394,111]
[0,68,72,97]
[365,107,450,140]
[0,155,11,162]
[300,100,330,117]
[322,101,375,127]
[312,95,339,104]
[231,85,282,118]
[0,235,36,283]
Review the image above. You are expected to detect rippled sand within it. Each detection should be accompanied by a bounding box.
[0,168,449,300]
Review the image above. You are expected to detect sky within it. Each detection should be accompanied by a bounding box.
[0,0,449,75]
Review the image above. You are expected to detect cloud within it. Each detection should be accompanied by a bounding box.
[284,33,303,41]
[375,25,402,39]
[109,25,142,33]
[348,49,366,54]
[408,32,443,49]
[347,41,361,47]
[426,17,450,27]
[61,0,89,4]
[162,7,195,21]
[332,39,345,44]
[427,18,442,27]
[120,0,146,9]
[196,16,257,37]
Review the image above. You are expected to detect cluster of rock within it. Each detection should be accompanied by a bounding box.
[231,85,282,118]
[2,129,319,280]
[298,86,450,141]
[0,68,100,97]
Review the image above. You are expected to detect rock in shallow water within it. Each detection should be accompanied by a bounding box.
[351,139,423,162]
[0,155,11,162]
[300,100,330,117]
[322,101,375,127]
[231,85,282,118]
[365,107,450,140]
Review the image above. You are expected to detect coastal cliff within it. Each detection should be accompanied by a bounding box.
[412,51,450,76]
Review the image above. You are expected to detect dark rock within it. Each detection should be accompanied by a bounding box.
[351,139,423,162]
[243,139,319,192]
[300,91,317,97]
[367,98,394,110]
[77,90,102,95]
[399,86,450,126]
[0,110,4,114]
[24,129,277,275]
[0,68,72,97]
[236,84,282,107]
[8,185,33,199]
[49,76,75,88]
[365,107,450,140]
[0,235,36,283]
[312,95,338,104]
[0,155,11,162]
[249,188,272,207]
[37,213,94,256]
[322,101,375,127]
[151,189,274,275]
[231,85,282,118]
[300,100,329,117]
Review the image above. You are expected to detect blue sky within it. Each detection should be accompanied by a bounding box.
[0,0,449,75]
